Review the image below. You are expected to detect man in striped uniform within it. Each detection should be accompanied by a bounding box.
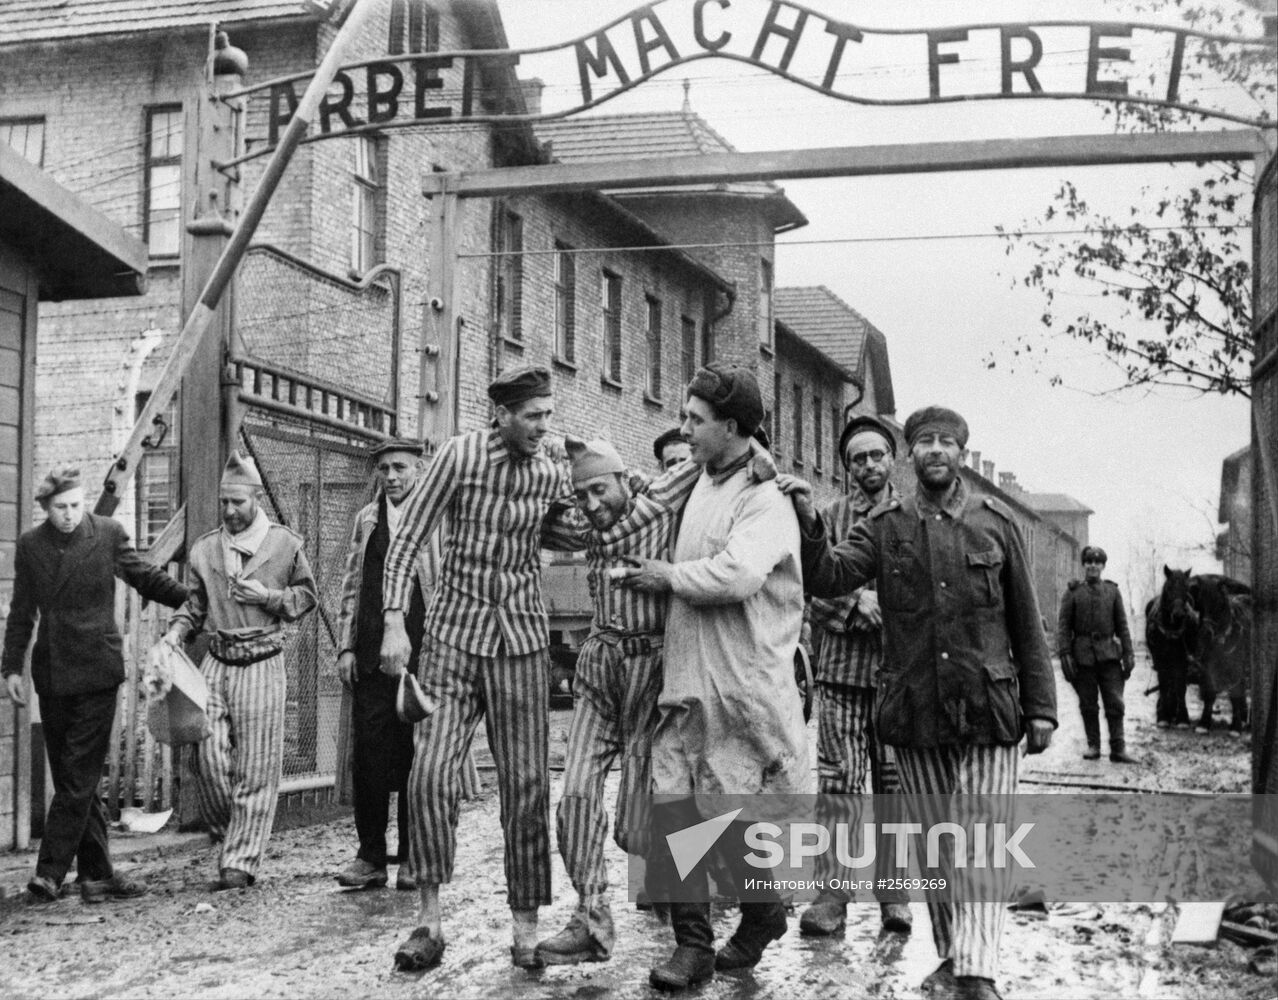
[785,406,1056,1000]
[380,365,573,972]
[163,453,317,890]
[801,414,912,938]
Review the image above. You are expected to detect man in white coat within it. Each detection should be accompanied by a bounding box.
[619,362,810,991]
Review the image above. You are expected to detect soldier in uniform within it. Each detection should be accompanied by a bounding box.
[1057,546,1136,763]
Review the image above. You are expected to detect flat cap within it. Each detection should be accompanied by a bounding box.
[565,435,625,486]
[221,451,263,488]
[686,362,764,436]
[1081,546,1108,564]
[35,466,81,504]
[838,414,897,469]
[903,406,969,449]
[488,365,552,409]
[652,427,685,463]
[370,437,424,460]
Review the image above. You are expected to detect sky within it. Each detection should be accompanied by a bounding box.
[496,0,1275,609]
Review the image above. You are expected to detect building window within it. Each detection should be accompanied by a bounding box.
[645,295,662,399]
[832,404,843,486]
[144,105,183,258]
[135,393,178,550]
[495,208,523,342]
[813,392,823,473]
[351,135,383,273]
[792,382,804,467]
[389,0,440,55]
[601,270,622,383]
[680,315,697,388]
[759,258,774,350]
[773,372,783,456]
[1,116,44,166]
[553,241,575,362]
[700,314,714,365]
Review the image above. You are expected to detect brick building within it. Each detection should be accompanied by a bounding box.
[1218,444,1252,582]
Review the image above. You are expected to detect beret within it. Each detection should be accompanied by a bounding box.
[903,406,969,449]
[838,414,897,469]
[1081,546,1108,564]
[370,437,425,460]
[488,365,551,408]
[221,451,263,488]
[565,436,625,486]
[686,363,764,436]
[652,427,685,463]
[35,466,81,504]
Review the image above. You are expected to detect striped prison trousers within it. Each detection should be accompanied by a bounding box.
[812,682,907,904]
[893,742,1020,981]
[407,639,552,909]
[556,635,663,896]
[194,652,288,878]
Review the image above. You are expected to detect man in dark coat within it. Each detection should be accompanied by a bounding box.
[1057,545,1135,763]
[2,467,187,904]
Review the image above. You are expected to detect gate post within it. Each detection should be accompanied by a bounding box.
[420,185,460,444]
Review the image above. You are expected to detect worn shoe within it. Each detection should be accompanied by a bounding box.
[1156,720,1170,729]
[921,958,956,994]
[649,944,715,990]
[510,945,545,969]
[1110,750,1137,764]
[535,909,612,965]
[80,873,148,904]
[26,875,60,903]
[957,975,1004,1000]
[395,868,417,892]
[1082,746,1101,760]
[336,858,388,889]
[715,903,787,970]
[394,926,445,971]
[799,894,847,936]
[880,901,913,933]
[215,867,254,890]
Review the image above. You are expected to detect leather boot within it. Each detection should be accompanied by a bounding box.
[799,892,846,936]
[1081,711,1101,759]
[649,901,714,990]
[715,900,787,970]
[1109,742,1136,764]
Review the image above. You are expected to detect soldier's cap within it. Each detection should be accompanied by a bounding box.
[903,406,969,450]
[370,437,424,460]
[1081,545,1108,565]
[565,435,625,486]
[839,414,897,469]
[686,362,764,437]
[652,427,685,463]
[35,466,82,504]
[221,451,263,489]
[488,365,552,409]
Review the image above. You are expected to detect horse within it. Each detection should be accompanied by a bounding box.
[1145,566,1197,729]
[1187,573,1251,735]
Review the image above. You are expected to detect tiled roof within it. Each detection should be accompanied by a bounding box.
[0,0,326,47]
[534,111,806,230]
[774,285,878,373]
[1019,492,1094,515]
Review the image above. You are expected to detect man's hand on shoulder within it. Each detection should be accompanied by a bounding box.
[615,557,674,594]
[774,474,817,531]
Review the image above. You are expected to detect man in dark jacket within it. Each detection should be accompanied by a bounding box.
[781,406,1056,1000]
[2,468,188,904]
[1057,546,1135,763]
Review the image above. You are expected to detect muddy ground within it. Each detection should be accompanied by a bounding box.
[0,656,1271,1000]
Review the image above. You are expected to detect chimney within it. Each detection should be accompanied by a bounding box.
[520,78,544,116]
[999,471,1020,493]
[982,460,995,481]
[970,450,982,471]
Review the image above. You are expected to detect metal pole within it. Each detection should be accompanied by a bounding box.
[96,0,382,515]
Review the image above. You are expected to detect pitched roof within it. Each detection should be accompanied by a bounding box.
[534,111,806,231]
[0,0,327,47]
[1019,492,1095,515]
[774,285,877,373]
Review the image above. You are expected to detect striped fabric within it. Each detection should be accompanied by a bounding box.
[893,743,1019,980]
[383,428,572,657]
[194,652,287,877]
[812,683,906,903]
[407,640,552,909]
[557,638,663,896]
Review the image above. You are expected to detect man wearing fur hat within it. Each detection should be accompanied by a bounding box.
[800,413,912,939]
[163,452,317,890]
[618,362,810,990]
[333,439,436,891]
[782,405,1056,1000]
[3,468,188,904]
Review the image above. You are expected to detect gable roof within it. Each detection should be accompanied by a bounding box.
[535,111,806,232]
[1019,492,1095,515]
[0,1,331,47]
